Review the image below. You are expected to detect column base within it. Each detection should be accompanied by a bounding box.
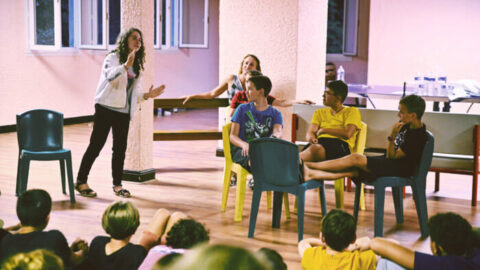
[122,168,156,182]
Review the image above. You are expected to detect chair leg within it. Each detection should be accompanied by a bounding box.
[318,185,327,217]
[65,154,76,203]
[248,189,263,238]
[359,183,366,210]
[234,169,248,222]
[392,187,404,224]
[272,191,283,228]
[20,158,31,195]
[334,178,344,208]
[297,191,306,242]
[411,185,429,238]
[16,157,21,196]
[374,187,386,237]
[434,172,440,192]
[60,159,66,195]
[294,196,298,213]
[221,163,232,212]
[353,182,362,222]
[283,193,291,219]
[267,191,272,209]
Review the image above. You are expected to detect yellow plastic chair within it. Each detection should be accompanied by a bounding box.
[221,123,290,222]
[294,121,367,212]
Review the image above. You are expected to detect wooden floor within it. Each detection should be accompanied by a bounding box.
[0,108,479,270]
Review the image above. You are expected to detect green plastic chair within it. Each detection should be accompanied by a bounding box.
[353,131,434,237]
[16,109,75,203]
[248,138,327,242]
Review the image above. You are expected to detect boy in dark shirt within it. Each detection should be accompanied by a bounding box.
[0,189,87,267]
[302,95,428,181]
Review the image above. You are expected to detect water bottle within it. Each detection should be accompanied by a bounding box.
[424,76,435,96]
[336,65,345,82]
[414,75,424,95]
[437,76,447,96]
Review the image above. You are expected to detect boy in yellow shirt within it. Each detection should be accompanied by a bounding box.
[299,209,377,270]
[300,80,361,162]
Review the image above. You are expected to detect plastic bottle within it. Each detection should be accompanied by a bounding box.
[424,76,436,96]
[336,65,345,82]
[414,75,424,95]
[437,76,447,96]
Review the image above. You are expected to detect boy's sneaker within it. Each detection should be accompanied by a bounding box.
[230,175,237,187]
[248,178,255,190]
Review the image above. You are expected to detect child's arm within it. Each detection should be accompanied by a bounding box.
[298,238,325,257]
[272,99,315,107]
[316,124,357,140]
[370,237,415,269]
[70,238,89,266]
[182,75,232,104]
[306,124,320,144]
[230,122,249,156]
[386,122,407,159]
[271,124,283,139]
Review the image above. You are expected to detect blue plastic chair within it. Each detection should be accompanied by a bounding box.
[248,138,327,242]
[353,131,434,238]
[16,109,76,203]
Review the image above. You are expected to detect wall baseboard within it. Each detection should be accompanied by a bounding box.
[0,115,94,134]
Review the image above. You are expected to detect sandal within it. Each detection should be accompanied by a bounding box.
[75,183,97,198]
[113,186,131,198]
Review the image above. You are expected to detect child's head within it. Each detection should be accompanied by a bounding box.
[428,212,477,256]
[239,54,261,75]
[321,210,356,252]
[245,70,263,81]
[152,253,183,269]
[247,75,272,100]
[399,95,426,121]
[0,249,64,270]
[102,201,140,240]
[256,248,287,270]
[324,80,348,106]
[17,189,52,229]
[166,219,210,249]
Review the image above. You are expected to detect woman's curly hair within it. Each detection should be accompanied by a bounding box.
[111,27,145,78]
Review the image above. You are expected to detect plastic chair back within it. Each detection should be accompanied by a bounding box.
[249,138,300,186]
[412,131,435,189]
[16,109,64,151]
[222,123,233,163]
[353,121,367,154]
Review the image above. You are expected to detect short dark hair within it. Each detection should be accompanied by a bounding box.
[248,75,272,97]
[166,219,209,249]
[327,80,348,102]
[257,248,287,270]
[326,62,335,66]
[428,212,475,256]
[17,189,52,228]
[400,95,425,119]
[321,210,356,252]
[246,70,263,77]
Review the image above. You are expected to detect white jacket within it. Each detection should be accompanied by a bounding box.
[94,52,145,118]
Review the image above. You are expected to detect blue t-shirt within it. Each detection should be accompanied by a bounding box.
[231,102,283,143]
[414,249,480,270]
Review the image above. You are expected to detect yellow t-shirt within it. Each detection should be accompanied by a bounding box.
[310,107,361,150]
[301,246,377,270]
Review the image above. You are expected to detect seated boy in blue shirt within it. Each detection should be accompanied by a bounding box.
[230,75,283,172]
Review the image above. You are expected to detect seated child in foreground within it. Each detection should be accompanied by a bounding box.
[298,209,377,270]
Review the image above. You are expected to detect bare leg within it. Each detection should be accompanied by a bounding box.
[305,153,368,172]
[160,211,188,244]
[300,144,327,162]
[139,208,171,250]
[304,166,359,181]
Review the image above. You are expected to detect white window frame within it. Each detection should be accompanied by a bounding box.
[179,0,209,48]
[326,0,358,59]
[155,0,180,50]
[27,0,62,51]
[76,0,108,50]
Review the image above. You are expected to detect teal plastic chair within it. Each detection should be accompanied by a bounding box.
[247,138,327,242]
[353,131,434,238]
[16,109,75,203]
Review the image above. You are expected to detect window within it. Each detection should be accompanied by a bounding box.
[28,0,120,51]
[154,0,209,49]
[327,0,358,56]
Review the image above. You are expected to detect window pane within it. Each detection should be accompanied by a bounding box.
[162,0,166,45]
[343,0,358,55]
[61,0,74,47]
[181,0,205,45]
[327,0,343,54]
[109,0,120,45]
[81,0,103,46]
[154,0,157,45]
[35,0,55,45]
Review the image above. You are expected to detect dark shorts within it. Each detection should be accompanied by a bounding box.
[230,144,251,172]
[358,155,411,182]
[304,138,351,160]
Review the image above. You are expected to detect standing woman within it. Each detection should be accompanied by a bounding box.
[182,54,261,104]
[75,28,165,198]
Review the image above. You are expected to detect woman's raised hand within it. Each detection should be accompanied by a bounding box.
[125,47,139,69]
[146,84,166,99]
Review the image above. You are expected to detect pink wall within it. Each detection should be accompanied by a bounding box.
[329,0,370,84]
[0,0,219,126]
[368,0,480,85]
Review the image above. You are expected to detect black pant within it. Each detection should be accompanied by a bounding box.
[77,104,130,186]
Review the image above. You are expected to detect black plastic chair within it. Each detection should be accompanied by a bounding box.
[248,138,327,242]
[353,131,434,237]
[16,109,75,203]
